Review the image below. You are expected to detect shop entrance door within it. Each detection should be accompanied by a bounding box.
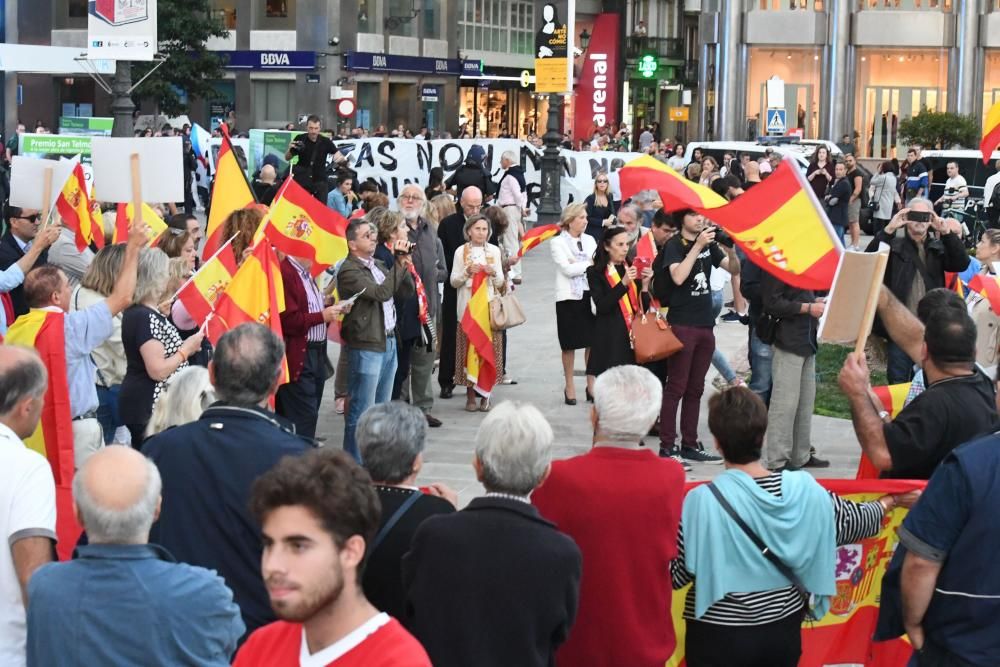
[758,83,814,138]
[862,86,945,158]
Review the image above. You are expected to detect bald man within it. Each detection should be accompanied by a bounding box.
[0,345,55,667]
[25,446,244,666]
[253,164,279,206]
[437,186,483,396]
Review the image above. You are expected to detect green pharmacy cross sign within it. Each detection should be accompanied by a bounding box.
[637,54,658,79]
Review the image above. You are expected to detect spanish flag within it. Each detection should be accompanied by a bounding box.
[113,202,168,246]
[856,382,912,480]
[174,236,240,326]
[461,272,497,397]
[206,241,289,382]
[203,124,256,260]
[262,177,348,276]
[705,158,843,291]
[518,223,560,257]
[619,154,727,211]
[981,100,1000,165]
[968,273,1000,314]
[634,228,657,262]
[4,310,82,560]
[55,160,104,252]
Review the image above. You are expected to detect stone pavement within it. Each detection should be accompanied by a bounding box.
[316,247,862,508]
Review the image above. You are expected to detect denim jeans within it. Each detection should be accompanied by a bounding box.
[710,290,737,383]
[343,337,398,463]
[95,384,122,445]
[748,329,774,405]
[886,340,916,385]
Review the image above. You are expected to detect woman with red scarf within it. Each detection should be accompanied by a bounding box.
[585,226,651,379]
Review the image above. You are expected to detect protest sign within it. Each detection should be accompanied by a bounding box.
[90,137,184,204]
[9,156,75,217]
[819,248,890,353]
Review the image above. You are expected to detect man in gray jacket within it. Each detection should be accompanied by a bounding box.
[337,217,415,461]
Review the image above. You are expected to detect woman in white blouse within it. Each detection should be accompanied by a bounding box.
[551,202,598,405]
[450,214,506,412]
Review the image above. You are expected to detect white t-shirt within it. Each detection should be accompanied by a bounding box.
[0,423,56,667]
[667,155,687,172]
[943,175,968,210]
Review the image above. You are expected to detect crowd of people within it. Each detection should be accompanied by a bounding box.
[0,113,998,667]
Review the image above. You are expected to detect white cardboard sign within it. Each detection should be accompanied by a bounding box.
[90,137,184,204]
[9,155,75,212]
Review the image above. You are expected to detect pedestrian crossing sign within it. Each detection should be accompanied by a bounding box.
[766,109,787,135]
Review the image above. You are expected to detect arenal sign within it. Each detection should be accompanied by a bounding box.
[573,12,620,142]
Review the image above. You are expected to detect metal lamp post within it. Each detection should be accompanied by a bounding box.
[536,93,564,226]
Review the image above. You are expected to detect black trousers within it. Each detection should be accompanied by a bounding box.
[392,337,417,399]
[276,342,327,440]
[684,613,801,667]
[438,286,458,390]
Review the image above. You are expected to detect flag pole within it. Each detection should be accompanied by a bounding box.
[171,233,240,300]
[130,153,144,227]
[39,167,53,233]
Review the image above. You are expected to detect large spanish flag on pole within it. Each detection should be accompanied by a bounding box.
[113,202,168,246]
[174,235,240,326]
[203,124,256,260]
[461,272,497,398]
[206,241,289,382]
[262,177,349,276]
[55,159,104,252]
[705,158,843,291]
[518,223,560,257]
[980,100,1000,165]
[619,154,728,211]
[667,478,925,667]
[4,310,82,560]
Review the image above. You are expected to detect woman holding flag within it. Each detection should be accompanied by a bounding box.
[968,229,1000,373]
[585,226,650,381]
[450,214,505,412]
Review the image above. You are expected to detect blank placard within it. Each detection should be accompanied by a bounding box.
[90,137,184,203]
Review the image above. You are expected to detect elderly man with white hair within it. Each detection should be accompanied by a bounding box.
[495,150,528,284]
[26,446,244,665]
[533,365,687,667]
[402,401,582,667]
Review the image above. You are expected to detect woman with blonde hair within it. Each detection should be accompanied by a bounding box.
[145,366,217,438]
[551,201,597,404]
[450,214,505,412]
[428,193,456,231]
[969,229,1000,373]
[158,229,197,274]
[584,171,619,240]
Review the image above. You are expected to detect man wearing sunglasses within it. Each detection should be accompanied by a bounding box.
[0,207,58,320]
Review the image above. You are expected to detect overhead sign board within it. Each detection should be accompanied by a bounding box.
[346,52,479,77]
[0,44,115,74]
[88,0,157,60]
[534,1,575,93]
[766,108,787,135]
[222,50,317,71]
[669,106,689,121]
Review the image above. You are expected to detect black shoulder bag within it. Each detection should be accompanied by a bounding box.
[371,490,423,552]
[707,482,817,621]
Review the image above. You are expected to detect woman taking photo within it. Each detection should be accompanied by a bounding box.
[120,248,205,447]
[584,171,619,240]
[551,202,597,404]
[970,230,1000,374]
[586,226,651,383]
[672,387,919,667]
[806,146,835,200]
[450,214,505,412]
[868,160,900,238]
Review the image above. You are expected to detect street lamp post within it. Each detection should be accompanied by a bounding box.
[110,62,135,138]
[537,93,563,226]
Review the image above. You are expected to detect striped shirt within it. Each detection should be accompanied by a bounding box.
[670,473,884,626]
[288,257,326,343]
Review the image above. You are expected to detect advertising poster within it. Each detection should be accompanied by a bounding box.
[533,1,574,93]
[88,0,157,60]
[58,117,114,137]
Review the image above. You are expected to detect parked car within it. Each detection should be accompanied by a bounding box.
[684,141,811,172]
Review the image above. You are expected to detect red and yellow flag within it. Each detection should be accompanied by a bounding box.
[667,478,925,667]
[206,241,289,382]
[4,309,82,560]
[262,177,349,276]
[175,237,240,326]
[634,228,657,262]
[980,100,1000,165]
[461,272,496,397]
[203,125,256,260]
[518,223,560,257]
[619,154,728,211]
[705,158,843,291]
[55,162,104,252]
[113,202,168,246]
[968,273,1000,314]
[856,383,913,480]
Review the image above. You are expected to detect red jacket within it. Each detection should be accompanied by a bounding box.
[279,257,326,382]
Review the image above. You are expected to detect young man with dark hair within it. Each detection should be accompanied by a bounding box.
[234,449,430,667]
[285,115,337,202]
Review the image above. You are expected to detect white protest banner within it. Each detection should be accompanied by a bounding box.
[9,156,76,212]
[88,0,157,61]
[91,137,184,204]
[819,249,890,354]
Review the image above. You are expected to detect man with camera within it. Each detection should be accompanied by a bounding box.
[337,218,415,462]
[867,198,969,384]
[284,115,337,203]
[654,209,739,465]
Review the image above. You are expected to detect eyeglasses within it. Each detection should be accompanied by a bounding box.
[596,179,608,184]
[18,214,41,223]
[399,194,424,202]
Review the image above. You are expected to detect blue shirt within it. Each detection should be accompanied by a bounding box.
[59,302,114,417]
[26,543,244,667]
[326,188,353,218]
[0,263,25,335]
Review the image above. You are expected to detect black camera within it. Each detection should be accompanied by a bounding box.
[394,242,415,257]
[709,226,735,248]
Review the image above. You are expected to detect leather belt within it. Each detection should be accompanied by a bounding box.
[72,411,97,422]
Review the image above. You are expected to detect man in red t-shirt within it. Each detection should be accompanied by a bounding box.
[533,365,686,667]
[233,449,431,667]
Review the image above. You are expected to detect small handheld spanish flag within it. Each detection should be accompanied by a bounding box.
[968,273,1000,314]
[981,100,1000,165]
[518,224,560,257]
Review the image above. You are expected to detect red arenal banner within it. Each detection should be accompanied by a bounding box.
[667,478,925,667]
[573,12,620,146]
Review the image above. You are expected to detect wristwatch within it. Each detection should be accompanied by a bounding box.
[878,410,890,420]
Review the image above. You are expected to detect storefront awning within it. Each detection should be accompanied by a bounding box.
[0,44,115,75]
